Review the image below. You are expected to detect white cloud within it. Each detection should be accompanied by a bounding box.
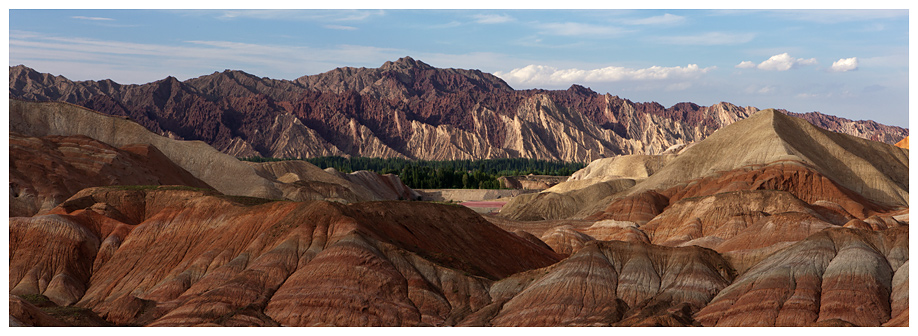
[829,57,858,72]
[655,32,755,45]
[473,14,514,24]
[538,22,629,37]
[624,13,685,25]
[71,16,115,21]
[735,61,756,69]
[494,64,715,86]
[756,53,817,71]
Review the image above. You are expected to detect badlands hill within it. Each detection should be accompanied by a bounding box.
[9,108,910,327]
[8,99,419,214]
[9,59,907,162]
[7,62,909,327]
[501,109,908,221]
[9,132,212,217]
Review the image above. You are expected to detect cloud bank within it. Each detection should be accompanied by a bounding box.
[494,64,715,86]
[738,53,818,71]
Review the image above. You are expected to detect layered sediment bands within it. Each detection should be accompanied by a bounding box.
[568,154,676,181]
[10,188,561,326]
[9,99,283,199]
[631,109,908,207]
[9,132,212,217]
[10,59,906,163]
[500,178,636,221]
[469,241,734,326]
[585,190,669,224]
[640,190,831,246]
[694,227,907,327]
[659,161,889,219]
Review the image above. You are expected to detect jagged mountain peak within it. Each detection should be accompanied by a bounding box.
[380,56,434,71]
[566,84,597,95]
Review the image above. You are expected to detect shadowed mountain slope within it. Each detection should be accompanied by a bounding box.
[10,60,907,162]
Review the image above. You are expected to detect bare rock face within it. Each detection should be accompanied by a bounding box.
[9,132,212,217]
[695,227,907,327]
[10,60,907,162]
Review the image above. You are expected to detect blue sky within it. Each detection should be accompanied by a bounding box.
[7,7,911,127]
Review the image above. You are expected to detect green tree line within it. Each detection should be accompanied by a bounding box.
[239,156,585,189]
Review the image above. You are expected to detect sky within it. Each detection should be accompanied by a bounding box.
[7,5,911,127]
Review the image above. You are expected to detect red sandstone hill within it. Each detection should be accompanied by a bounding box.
[9,59,907,162]
[10,187,561,326]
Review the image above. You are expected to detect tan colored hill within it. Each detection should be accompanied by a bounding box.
[500,178,636,221]
[500,109,908,222]
[568,154,676,182]
[630,108,908,207]
[10,99,284,199]
[246,160,418,202]
[9,132,212,217]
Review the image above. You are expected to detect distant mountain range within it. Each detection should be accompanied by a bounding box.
[9,57,908,162]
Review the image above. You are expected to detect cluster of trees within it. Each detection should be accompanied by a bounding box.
[239,156,585,189]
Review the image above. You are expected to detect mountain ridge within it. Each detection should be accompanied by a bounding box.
[9,59,907,163]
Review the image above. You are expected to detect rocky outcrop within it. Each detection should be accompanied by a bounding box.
[10,59,907,162]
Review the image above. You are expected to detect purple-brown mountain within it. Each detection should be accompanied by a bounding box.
[9,57,907,162]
